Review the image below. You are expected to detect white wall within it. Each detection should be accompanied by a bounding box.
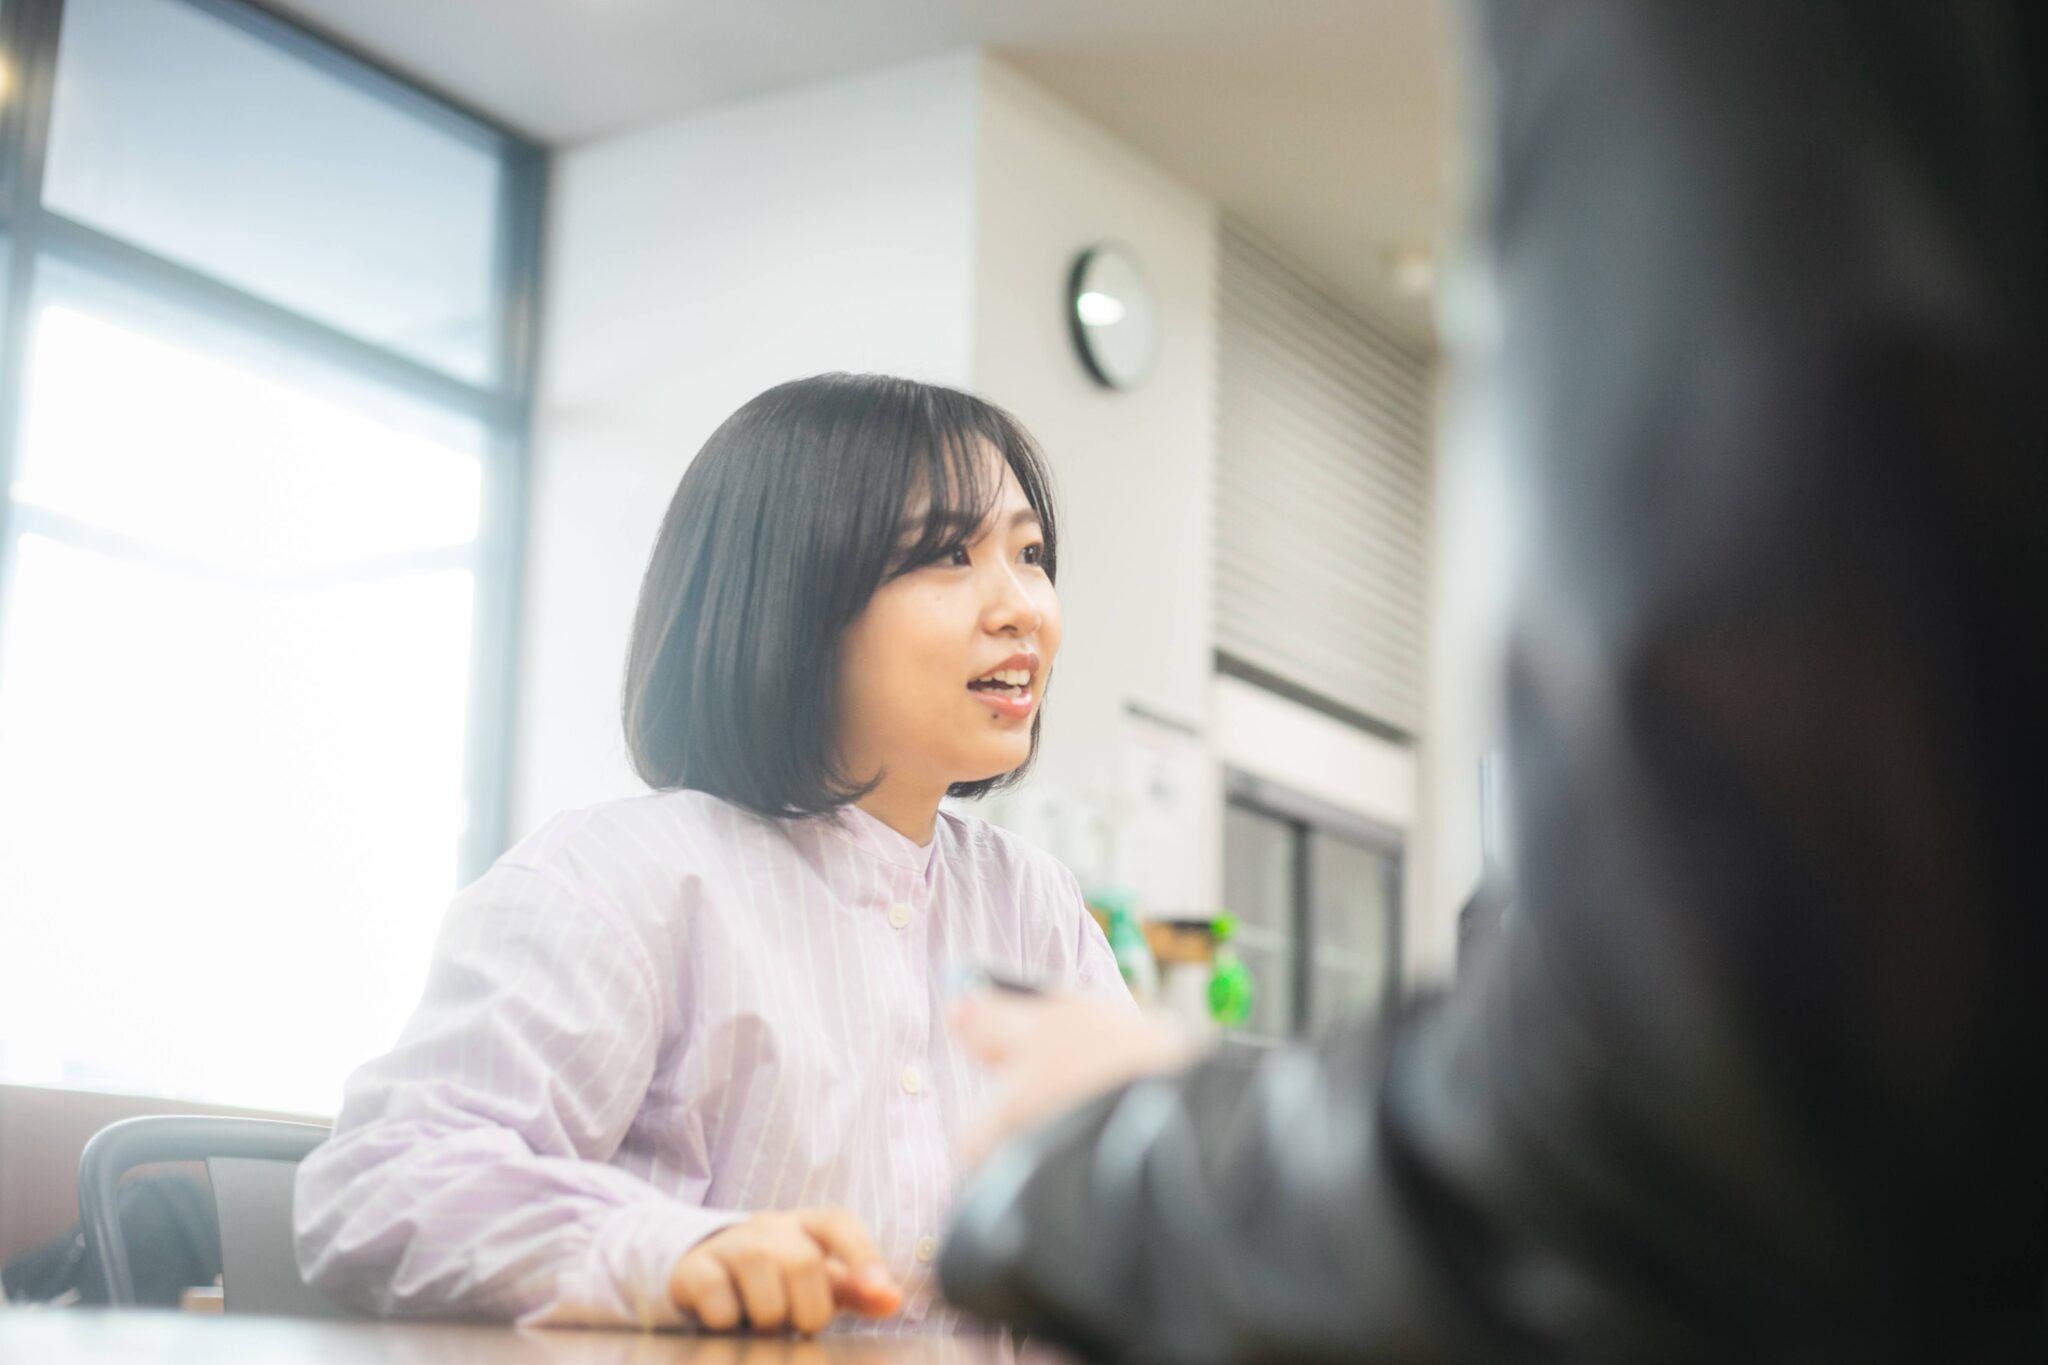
[1417,289,1515,981]
[514,53,983,836]
[1212,675,1416,833]
[967,59,1222,908]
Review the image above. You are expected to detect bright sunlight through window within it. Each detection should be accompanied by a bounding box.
[0,303,483,1116]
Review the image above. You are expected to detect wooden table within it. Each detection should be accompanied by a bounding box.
[0,1309,1069,1365]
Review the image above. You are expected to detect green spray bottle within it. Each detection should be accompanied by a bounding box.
[1206,913,1254,1028]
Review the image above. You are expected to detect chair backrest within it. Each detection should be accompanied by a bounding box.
[78,1115,347,1316]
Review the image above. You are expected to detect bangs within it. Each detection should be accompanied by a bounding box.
[885,400,1060,586]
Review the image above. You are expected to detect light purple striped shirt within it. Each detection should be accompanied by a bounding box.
[293,789,1130,1331]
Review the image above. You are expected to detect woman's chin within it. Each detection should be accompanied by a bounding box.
[954,749,1031,788]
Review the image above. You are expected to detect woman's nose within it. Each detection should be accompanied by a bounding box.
[983,566,1043,636]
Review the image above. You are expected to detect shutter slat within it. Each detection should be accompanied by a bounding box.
[1218,347,1432,505]
[1219,286,1434,441]
[1214,221,1432,736]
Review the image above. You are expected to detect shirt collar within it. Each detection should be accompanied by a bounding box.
[821,802,939,875]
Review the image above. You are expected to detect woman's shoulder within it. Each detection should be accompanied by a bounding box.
[936,809,1116,990]
[935,806,1082,899]
[493,788,784,900]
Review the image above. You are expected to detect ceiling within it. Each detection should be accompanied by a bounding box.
[267,0,1455,348]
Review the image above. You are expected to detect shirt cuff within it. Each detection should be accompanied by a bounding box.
[517,1201,749,1330]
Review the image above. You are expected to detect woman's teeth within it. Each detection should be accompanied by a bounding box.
[971,668,1032,691]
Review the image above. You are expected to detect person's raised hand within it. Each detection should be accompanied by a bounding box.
[669,1207,902,1334]
[951,992,1194,1171]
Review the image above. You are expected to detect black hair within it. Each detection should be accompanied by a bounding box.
[623,373,1060,818]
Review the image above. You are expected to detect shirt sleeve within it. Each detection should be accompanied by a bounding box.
[1056,866,1139,1012]
[293,862,746,1327]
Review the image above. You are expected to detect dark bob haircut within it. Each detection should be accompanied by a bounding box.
[623,373,1060,819]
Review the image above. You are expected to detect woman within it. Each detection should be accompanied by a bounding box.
[294,374,1131,1333]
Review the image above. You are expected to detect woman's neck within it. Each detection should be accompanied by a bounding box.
[852,776,944,847]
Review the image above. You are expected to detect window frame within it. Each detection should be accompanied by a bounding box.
[0,0,544,880]
[1223,767,1406,1039]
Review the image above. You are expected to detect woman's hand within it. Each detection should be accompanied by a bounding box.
[951,993,1195,1171]
[669,1208,902,1334]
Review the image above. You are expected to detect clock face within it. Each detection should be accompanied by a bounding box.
[1067,244,1159,391]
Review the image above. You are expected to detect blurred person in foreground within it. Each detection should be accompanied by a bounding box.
[940,0,2048,1359]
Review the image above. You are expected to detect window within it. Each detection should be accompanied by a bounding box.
[0,0,542,1116]
[1222,771,1402,1040]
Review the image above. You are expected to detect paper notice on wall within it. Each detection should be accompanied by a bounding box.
[1110,704,1216,914]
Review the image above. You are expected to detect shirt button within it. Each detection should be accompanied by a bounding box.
[900,1066,922,1095]
[887,902,911,929]
[915,1235,938,1263]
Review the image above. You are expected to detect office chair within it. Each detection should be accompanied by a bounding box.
[77,1114,348,1316]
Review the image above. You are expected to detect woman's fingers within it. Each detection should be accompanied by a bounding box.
[782,1249,836,1336]
[671,1248,742,1331]
[799,1207,901,1317]
[721,1244,789,1331]
[671,1208,906,1332]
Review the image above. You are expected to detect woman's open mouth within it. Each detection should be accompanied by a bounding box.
[967,658,1038,719]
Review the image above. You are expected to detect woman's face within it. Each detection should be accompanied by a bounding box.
[836,455,1061,799]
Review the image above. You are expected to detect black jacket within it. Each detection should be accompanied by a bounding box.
[939,2,2048,1359]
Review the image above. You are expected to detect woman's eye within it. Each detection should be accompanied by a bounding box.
[1020,543,1044,566]
[944,544,972,567]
